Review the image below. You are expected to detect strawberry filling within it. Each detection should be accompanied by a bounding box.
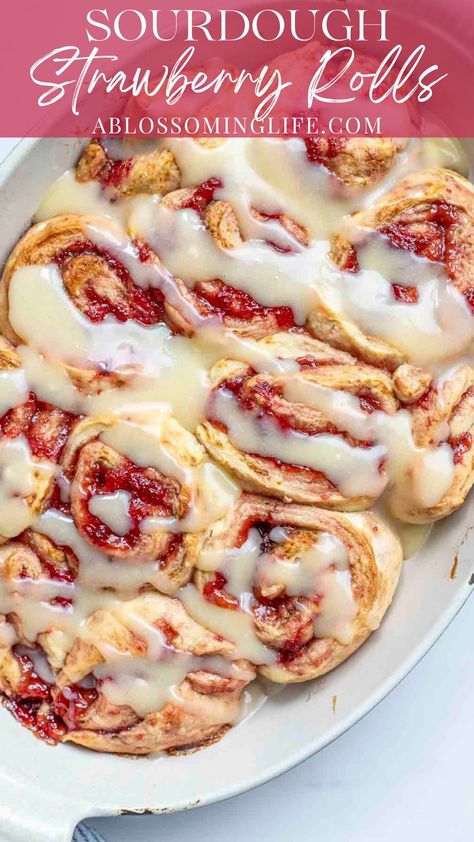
[53,684,98,730]
[203,571,239,610]
[391,283,419,304]
[193,279,295,329]
[0,393,73,462]
[100,156,133,188]
[181,177,223,219]
[449,432,472,465]
[304,137,346,165]
[78,454,183,557]
[212,374,376,445]
[55,240,166,326]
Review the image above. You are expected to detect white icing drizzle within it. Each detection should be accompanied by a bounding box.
[34,509,181,596]
[8,258,294,432]
[209,370,456,510]
[87,219,299,375]
[94,647,245,720]
[140,461,239,535]
[211,387,387,499]
[179,582,275,665]
[164,137,466,242]
[35,170,133,226]
[0,552,249,720]
[195,526,357,648]
[9,262,173,372]
[282,374,455,508]
[317,236,474,368]
[0,619,18,648]
[30,137,470,376]
[131,199,324,324]
[16,644,57,683]
[376,508,433,560]
[0,437,56,537]
[95,405,240,533]
[88,491,132,536]
[0,135,470,730]
[34,138,466,245]
[100,408,191,485]
[0,368,28,417]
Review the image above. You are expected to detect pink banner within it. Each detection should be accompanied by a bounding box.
[1,0,473,137]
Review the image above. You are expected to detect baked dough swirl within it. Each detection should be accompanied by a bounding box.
[0,213,210,399]
[197,333,398,508]
[192,494,402,682]
[304,137,408,188]
[0,533,254,754]
[129,178,304,338]
[309,168,474,370]
[76,139,181,199]
[59,408,209,580]
[0,214,171,341]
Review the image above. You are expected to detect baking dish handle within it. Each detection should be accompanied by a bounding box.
[0,767,90,842]
[73,824,106,842]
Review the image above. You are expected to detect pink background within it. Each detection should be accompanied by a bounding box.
[1,0,473,137]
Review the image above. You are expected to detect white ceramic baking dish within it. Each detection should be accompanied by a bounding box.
[0,137,472,842]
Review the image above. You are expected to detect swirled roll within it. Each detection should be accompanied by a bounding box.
[76,139,181,199]
[126,138,413,346]
[130,177,304,338]
[186,494,402,682]
[391,365,474,522]
[58,405,236,581]
[0,534,254,754]
[197,333,398,508]
[197,333,467,522]
[303,137,408,188]
[0,214,170,342]
[308,169,474,370]
[0,213,211,401]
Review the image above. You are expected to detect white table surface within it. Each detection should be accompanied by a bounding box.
[1,137,472,842]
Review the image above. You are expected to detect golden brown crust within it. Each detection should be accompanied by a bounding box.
[161,182,309,250]
[76,140,180,198]
[205,201,243,249]
[350,168,474,293]
[307,302,405,372]
[305,137,408,187]
[76,140,109,182]
[161,187,244,249]
[64,708,233,755]
[0,335,22,371]
[392,364,432,404]
[256,331,360,366]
